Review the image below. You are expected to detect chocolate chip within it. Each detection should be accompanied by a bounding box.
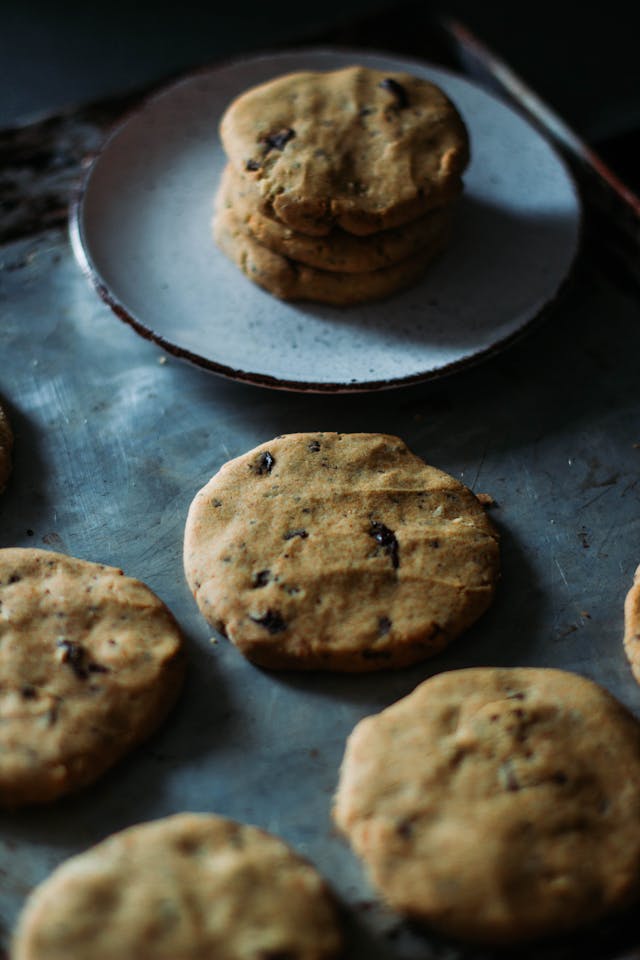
[245,158,261,171]
[57,639,89,679]
[8,573,21,584]
[429,539,440,549]
[252,570,272,588]
[369,521,399,569]
[57,639,108,680]
[308,440,321,452]
[379,77,409,109]
[396,819,413,838]
[250,610,287,634]
[283,529,308,541]
[378,616,392,636]
[21,685,37,699]
[254,451,275,475]
[88,663,109,674]
[259,127,295,153]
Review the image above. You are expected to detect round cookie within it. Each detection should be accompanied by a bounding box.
[213,204,449,305]
[0,400,13,493]
[217,162,453,274]
[11,812,343,960]
[0,548,186,806]
[220,65,469,236]
[183,433,499,671]
[333,667,640,944]
[623,564,640,684]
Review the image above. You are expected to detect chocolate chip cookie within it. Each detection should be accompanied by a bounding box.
[220,65,469,237]
[0,548,186,806]
[218,162,452,274]
[183,433,499,671]
[12,812,343,960]
[334,667,640,943]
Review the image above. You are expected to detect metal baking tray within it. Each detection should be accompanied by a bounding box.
[1,18,640,960]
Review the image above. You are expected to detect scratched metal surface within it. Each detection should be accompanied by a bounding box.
[2,105,640,960]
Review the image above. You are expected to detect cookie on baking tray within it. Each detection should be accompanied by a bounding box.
[183,433,499,671]
[218,162,453,274]
[213,204,450,305]
[0,548,185,807]
[220,64,469,237]
[623,564,640,684]
[0,400,13,493]
[11,812,343,960]
[333,666,640,944]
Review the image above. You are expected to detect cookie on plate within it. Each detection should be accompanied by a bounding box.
[0,400,13,493]
[220,65,469,237]
[0,548,186,806]
[213,204,449,305]
[333,667,640,944]
[11,812,343,960]
[623,564,640,684]
[183,433,499,671]
[218,162,452,274]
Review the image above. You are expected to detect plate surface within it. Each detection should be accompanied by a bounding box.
[70,48,581,392]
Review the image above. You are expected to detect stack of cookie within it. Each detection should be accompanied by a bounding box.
[213,65,470,305]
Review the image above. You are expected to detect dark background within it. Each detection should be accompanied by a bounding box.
[1,0,640,167]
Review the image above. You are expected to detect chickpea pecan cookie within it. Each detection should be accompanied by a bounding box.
[184,433,499,671]
[334,667,640,943]
[220,65,469,237]
[0,548,185,806]
[12,813,343,960]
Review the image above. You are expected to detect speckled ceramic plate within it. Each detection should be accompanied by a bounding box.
[70,47,581,393]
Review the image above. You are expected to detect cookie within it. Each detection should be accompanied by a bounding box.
[220,65,469,236]
[11,812,343,960]
[183,433,499,671]
[0,548,186,806]
[213,204,449,304]
[0,400,13,493]
[623,564,640,684]
[217,162,453,274]
[334,667,640,944]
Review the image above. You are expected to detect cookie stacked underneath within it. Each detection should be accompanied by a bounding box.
[214,65,470,305]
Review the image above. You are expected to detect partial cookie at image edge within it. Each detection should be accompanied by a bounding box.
[0,547,186,807]
[333,666,640,944]
[11,812,343,960]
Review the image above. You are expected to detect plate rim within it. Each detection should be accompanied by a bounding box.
[69,44,583,394]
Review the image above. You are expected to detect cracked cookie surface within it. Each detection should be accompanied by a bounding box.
[12,812,343,960]
[0,548,185,806]
[220,65,469,236]
[183,433,498,671]
[334,667,640,943]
